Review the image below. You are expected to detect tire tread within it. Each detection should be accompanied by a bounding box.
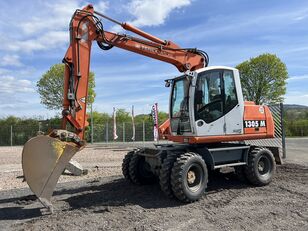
[122,151,134,181]
[171,152,208,202]
[244,147,276,186]
[159,152,178,198]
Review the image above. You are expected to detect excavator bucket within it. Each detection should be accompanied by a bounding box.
[22,135,80,213]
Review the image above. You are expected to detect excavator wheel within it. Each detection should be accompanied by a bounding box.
[159,152,178,198]
[129,152,156,185]
[244,147,276,186]
[122,151,134,181]
[171,152,208,202]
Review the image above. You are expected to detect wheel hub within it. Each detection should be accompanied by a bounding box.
[257,156,270,175]
[187,170,196,184]
[186,164,204,193]
[258,161,265,172]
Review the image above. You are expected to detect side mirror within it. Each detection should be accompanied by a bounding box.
[164,79,172,87]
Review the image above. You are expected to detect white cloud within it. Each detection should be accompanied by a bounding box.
[293,9,308,21]
[0,68,9,75]
[0,55,23,67]
[95,1,109,13]
[285,94,308,106]
[285,88,308,106]
[0,0,190,53]
[0,76,34,93]
[24,30,69,52]
[0,1,109,53]
[21,0,109,35]
[21,0,81,35]
[287,75,308,81]
[161,5,308,45]
[127,0,191,27]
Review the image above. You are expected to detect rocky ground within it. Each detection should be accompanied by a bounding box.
[0,139,307,230]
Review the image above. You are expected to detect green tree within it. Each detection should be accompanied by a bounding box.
[116,109,131,123]
[134,111,169,125]
[37,63,96,110]
[236,53,288,105]
[158,111,169,125]
[1,116,19,126]
[91,111,110,124]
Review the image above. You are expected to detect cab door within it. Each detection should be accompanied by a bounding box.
[223,70,244,135]
[193,68,244,136]
[194,70,225,136]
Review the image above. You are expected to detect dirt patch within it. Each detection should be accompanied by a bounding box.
[0,140,308,230]
[0,163,307,231]
[0,146,127,191]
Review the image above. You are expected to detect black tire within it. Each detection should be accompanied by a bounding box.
[159,152,178,198]
[129,152,156,185]
[171,152,208,202]
[122,151,134,181]
[244,147,276,186]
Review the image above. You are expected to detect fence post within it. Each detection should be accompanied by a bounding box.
[280,103,286,159]
[142,121,145,143]
[106,122,109,143]
[10,125,13,146]
[91,103,93,144]
[123,122,125,142]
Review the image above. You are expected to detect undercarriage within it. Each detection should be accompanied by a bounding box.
[122,143,280,202]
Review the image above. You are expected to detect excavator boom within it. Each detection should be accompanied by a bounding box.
[22,4,207,212]
[62,5,207,140]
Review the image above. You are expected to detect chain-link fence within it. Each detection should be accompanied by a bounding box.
[0,121,157,146]
[88,121,155,143]
[0,104,306,147]
[285,124,308,137]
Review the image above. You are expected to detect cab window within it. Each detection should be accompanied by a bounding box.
[195,71,223,123]
[223,71,238,113]
[195,70,238,123]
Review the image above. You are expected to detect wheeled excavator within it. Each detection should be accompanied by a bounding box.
[22,5,281,212]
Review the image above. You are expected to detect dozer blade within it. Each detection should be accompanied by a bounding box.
[22,135,80,213]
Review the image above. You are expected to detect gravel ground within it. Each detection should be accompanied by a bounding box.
[0,139,307,230]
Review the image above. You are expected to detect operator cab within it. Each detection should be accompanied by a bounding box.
[168,66,244,137]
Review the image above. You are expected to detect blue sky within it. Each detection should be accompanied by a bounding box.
[0,0,308,118]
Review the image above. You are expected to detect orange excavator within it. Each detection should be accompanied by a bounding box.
[22,5,281,212]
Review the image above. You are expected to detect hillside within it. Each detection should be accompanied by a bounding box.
[284,104,308,110]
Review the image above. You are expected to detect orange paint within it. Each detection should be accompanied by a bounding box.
[243,102,274,137]
[167,133,274,144]
[160,101,275,144]
[61,5,205,139]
